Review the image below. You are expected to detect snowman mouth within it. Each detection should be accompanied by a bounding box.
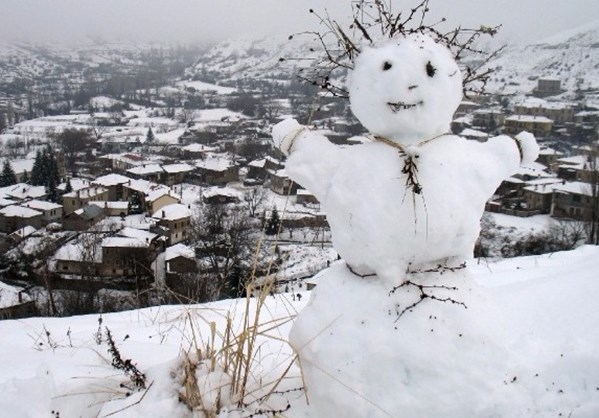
[387,101,423,112]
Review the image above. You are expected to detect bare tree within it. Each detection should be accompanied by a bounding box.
[56,128,94,172]
[244,187,268,217]
[189,203,265,301]
[285,0,502,98]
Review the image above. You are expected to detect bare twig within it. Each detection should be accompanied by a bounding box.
[286,0,503,98]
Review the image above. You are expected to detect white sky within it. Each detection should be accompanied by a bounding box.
[1,0,598,45]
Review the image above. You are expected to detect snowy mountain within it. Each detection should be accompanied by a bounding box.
[485,20,599,95]
[0,246,598,417]
[189,22,599,99]
[189,34,318,83]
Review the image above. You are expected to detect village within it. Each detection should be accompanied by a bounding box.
[0,40,598,320]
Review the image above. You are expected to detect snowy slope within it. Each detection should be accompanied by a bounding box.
[190,35,317,82]
[0,245,598,417]
[486,20,599,94]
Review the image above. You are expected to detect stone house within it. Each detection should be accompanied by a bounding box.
[246,156,284,180]
[523,179,563,213]
[126,164,163,183]
[63,204,105,231]
[471,109,505,132]
[92,173,132,201]
[533,77,562,97]
[514,100,575,125]
[146,189,181,215]
[22,200,63,226]
[162,163,195,186]
[550,181,594,221]
[504,115,553,138]
[270,169,300,195]
[193,157,239,186]
[165,243,197,275]
[0,205,43,233]
[152,203,192,245]
[62,186,109,215]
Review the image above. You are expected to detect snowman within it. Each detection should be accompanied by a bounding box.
[273,33,538,417]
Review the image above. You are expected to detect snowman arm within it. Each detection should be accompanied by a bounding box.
[272,119,340,199]
[511,131,540,165]
[482,131,539,177]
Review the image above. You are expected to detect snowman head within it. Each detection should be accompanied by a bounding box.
[348,33,462,145]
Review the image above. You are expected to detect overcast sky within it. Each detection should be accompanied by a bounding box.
[1,0,598,45]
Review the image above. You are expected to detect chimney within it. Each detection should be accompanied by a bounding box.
[162,210,165,218]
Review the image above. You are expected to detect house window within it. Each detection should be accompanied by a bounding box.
[573,194,581,203]
[62,265,68,270]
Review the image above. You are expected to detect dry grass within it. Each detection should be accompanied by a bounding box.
[176,224,302,416]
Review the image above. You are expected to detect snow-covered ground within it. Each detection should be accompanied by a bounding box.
[0,245,598,417]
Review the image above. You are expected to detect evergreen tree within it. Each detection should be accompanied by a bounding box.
[45,174,58,203]
[64,178,73,194]
[31,146,60,188]
[45,145,60,185]
[128,192,144,214]
[146,127,155,143]
[265,208,281,236]
[31,149,44,186]
[0,160,17,187]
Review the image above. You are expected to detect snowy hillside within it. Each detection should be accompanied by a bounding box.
[1,246,598,417]
[190,35,317,82]
[486,20,599,95]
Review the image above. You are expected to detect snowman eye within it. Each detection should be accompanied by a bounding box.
[382,61,392,71]
[426,61,436,78]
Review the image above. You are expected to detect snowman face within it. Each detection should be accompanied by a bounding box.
[348,34,462,144]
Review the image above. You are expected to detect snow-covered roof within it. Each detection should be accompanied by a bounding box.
[248,156,282,168]
[102,236,148,248]
[54,239,102,263]
[515,162,551,178]
[63,186,108,199]
[505,115,553,123]
[123,179,165,196]
[461,128,488,138]
[2,184,46,200]
[176,80,237,95]
[152,203,191,221]
[89,201,129,210]
[181,143,219,153]
[538,147,564,156]
[146,187,179,203]
[162,163,194,174]
[0,198,15,208]
[195,157,234,172]
[118,226,158,242]
[552,181,593,196]
[9,225,38,239]
[0,281,31,309]
[22,200,62,211]
[92,173,133,187]
[165,243,195,261]
[58,178,89,192]
[556,155,593,170]
[202,186,243,200]
[127,164,163,176]
[0,205,42,218]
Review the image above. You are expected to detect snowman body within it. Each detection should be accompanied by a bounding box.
[273,33,538,417]
[281,132,523,282]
